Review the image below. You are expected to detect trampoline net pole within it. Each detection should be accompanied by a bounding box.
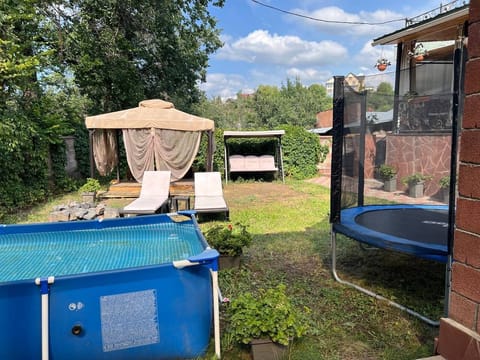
[330,76,345,224]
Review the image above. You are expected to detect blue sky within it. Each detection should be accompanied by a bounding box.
[199,0,447,99]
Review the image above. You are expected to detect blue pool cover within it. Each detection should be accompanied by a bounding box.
[0,213,206,282]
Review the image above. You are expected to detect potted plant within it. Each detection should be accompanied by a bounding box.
[402,173,432,198]
[204,222,252,269]
[439,175,450,203]
[408,43,428,62]
[227,284,309,360]
[374,57,391,72]
[377,164,397,192]
[78,178,101,204]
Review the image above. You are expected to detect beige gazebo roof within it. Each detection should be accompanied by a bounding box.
[85,99,214,131]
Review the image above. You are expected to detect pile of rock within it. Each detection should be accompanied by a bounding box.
[48,202,120,222]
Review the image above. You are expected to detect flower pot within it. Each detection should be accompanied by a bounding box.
[250,339,288,360]
[383,178,397,192]
[219,254,242,270]
[442,188,449,203]
[415,54,424,61]
[377,63,387,71]
[81,191,96,204]
[408,182,424,198]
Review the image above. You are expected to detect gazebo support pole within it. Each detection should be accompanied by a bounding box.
[224,137,229,184]
[88,130,95,178]
[207,130,214,172]
[278,136,285,183]
[115,130,121,182]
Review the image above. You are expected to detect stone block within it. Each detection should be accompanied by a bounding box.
[48,210,70,222]
[83,209,97,220]
[103,207,119,219]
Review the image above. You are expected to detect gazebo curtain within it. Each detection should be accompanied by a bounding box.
[122,128,202,182]
[92,129,118,176]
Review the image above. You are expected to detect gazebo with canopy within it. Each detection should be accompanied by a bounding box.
[85,99,215,183]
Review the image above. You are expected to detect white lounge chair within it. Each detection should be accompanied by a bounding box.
[194,172,229,219]
[121,171,171,215]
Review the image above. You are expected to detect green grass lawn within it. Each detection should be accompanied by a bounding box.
[6,178,443,359]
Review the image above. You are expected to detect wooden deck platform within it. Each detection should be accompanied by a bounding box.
[99,179,194,199]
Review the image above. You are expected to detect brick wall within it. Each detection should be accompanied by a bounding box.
[450,0,480,330]
[436,1,480,358]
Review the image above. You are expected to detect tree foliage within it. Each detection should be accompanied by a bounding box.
[193,78,332,130]
[191,78,331,180]
[0,0,225,219]
[61,0,225,114]
[367,81,394,112]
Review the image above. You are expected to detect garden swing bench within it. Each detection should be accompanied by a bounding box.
[223,130,285,183]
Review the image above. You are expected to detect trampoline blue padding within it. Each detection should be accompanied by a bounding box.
[333,204,449,263]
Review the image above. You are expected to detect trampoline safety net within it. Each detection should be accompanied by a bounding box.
[329,67,458,225]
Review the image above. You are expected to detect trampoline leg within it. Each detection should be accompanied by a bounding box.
[330,226,440,327]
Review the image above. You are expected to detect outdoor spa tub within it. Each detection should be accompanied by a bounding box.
[0,211,220,359]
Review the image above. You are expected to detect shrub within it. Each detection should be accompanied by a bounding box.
[439,175,450,189]
[279,124,321,180]
[402,173,432,186]
[204,222,252,256]
[227,284,309,346]
[78,178,101,193]
[377,164,397,180]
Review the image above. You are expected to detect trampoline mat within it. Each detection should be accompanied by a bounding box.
[355,207,448,246]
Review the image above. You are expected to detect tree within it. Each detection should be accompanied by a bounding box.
[61,0,225,114]
[276,78,331,128]
[367,81,394,112]
[195,78,332,130]
[0,0,52,102]
[254,85,282,127]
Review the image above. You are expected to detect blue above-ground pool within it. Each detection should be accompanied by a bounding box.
[0,212,219,359]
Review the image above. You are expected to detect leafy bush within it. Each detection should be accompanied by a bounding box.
[78,178,101,193]
[227,284,310,346]
[0,111,50,219]
[439,175,450,189]
[204,222,252,256]
[377,164,397,180]
[402,173,432,186]
[280,124,321,179]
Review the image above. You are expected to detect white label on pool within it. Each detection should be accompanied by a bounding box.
[100,289,160,352]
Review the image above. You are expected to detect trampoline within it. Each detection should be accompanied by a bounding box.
[329,75,459,326]
[333,204,449,263]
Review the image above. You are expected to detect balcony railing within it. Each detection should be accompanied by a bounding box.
[405,0,469,26]
[396,94,452,133]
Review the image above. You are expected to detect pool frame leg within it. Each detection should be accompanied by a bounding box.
[35,276,55,360]
[211,269,221,359]
[330,226,440,327]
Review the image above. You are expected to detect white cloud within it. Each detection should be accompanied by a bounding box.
[286,67,332,85]
[199,73,250,100]
[217,30,348,67]
[289,6,405,38]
